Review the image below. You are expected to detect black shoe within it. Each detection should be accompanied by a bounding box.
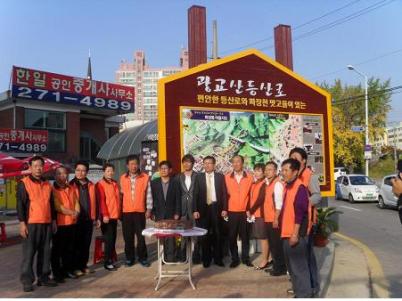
[23,283,34,292]
[215,261,225,267]
[54,277,65,283]
[139,260,150,267]
[269,270,288,276]
[192,258,201,265]
[66,272,78,279]
[242,260,253,267]
[125,260,135,267]
[37,279,58,287]
[230,260,240,268]
[104,264,117,271]
[202,261,211,268]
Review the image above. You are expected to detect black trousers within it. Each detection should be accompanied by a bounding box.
[101,220,117,265]
[74,220,93,271]
[20,223,52,285]
[228,211,250,262]
[51,224,75,278]
[177,217,200,262]
[266,222,286,272]
[122,212,147,262]
[199,203,223,264]
[307,226,320,292]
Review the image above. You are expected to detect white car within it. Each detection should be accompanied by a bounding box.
[336,174,379,203]
[334,167,347,181]
[378,175,399,209]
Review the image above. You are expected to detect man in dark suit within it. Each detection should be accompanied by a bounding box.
[176,154,200,262]
[151,160,181,262]
[193,156,227,268]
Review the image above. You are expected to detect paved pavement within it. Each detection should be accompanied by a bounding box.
[0,222,291,298]
[329,197,402,298]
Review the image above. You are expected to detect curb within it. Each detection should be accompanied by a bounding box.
[317,240,335,298]
[334,232,389,298]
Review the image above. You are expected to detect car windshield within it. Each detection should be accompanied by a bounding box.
[349,176,375,185]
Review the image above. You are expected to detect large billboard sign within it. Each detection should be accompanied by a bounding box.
[158,49,334,196]
[0,128,48,153]
[11,66,134,113]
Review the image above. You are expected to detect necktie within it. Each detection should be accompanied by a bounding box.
[207,174,213,205]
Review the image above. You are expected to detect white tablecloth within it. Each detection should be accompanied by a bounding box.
[142,227,207,237]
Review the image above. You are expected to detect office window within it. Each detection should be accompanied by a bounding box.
[25,109,66,153]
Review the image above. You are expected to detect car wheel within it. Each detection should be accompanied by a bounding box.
[378,196,386,209]
[348,194,355,204]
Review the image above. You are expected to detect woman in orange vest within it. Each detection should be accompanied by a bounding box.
[51,166,80,282]
[263,161,287,276]
[17,156,58,292]
[96,163,121,271]
[120,154,153,267]
[223,155,253,268]
[70,161,100,277]
[289,147,321,295]
[280,158,313,298]
[246,163,269,269]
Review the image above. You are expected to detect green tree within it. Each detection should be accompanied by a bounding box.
[320,78,392,171]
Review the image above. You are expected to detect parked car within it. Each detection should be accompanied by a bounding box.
[335,174,379,203]
[334,167,347,181]
[378,174,399,209]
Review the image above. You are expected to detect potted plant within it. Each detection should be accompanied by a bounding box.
[313,207,341,247]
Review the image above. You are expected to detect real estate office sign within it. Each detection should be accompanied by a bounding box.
[158,49,334,196]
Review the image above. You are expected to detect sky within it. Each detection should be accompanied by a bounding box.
[0,0,401,123]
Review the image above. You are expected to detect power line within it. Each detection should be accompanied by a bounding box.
[259,0,396,51]
[220,0,362,55]
[310,47,402,80]
[331,85,402,105]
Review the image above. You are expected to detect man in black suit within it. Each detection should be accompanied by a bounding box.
[193,156,227,268]
[176,154,200,263]
[151,160,181,262]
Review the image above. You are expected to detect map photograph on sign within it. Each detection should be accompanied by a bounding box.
[181,107,325,182]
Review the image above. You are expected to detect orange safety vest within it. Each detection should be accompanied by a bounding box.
[70,180,97,221]
[300,167,318,225]
[225,172,253,212]
[53,184,78,226]
[120,172,149,213]
[263,177,283,223]
[280,178,312,238]
[249,179,265,218]
[97,178,121,219]
[21,176,52,224]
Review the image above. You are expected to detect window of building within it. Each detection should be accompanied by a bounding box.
[24,109,66,153]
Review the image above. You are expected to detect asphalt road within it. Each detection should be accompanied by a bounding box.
[329,197,402,297]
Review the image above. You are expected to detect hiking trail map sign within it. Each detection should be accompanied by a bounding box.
[158,49,334,196]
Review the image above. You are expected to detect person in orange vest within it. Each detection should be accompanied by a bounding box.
[70,161,100,277]
[289,147,321,296]
[246,163,269,269]
[17,156,58,292]
[280,158,313,298]
[51,166,80,282]
[120,154,152,267]
[96,163,121,271]
[223,155,253,268]
[263,161,287,276]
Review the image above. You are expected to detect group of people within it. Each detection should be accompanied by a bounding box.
[17,147,322,297]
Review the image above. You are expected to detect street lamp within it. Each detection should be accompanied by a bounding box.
[347,64,369,177]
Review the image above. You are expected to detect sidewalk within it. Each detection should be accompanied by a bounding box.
[1,217,382,298]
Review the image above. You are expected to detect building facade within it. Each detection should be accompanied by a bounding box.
[373,122,402,151]
[115,48,188,122]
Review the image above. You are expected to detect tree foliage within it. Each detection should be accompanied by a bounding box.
[320,78,392,171]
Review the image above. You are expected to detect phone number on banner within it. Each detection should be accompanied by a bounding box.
[0,142,47,153]
[12,86,133,112]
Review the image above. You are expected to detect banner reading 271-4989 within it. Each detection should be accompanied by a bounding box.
[11,66,135,113]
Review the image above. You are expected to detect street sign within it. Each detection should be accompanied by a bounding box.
[365,151,372,160]
[351,126,364,132]
[365,145,372,151]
